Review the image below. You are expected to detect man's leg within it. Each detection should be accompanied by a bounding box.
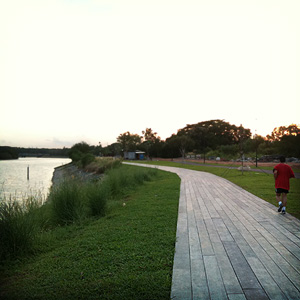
[281,193,287,214]
[277,193,283,212]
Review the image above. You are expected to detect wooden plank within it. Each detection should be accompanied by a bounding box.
[223,241,262,290]
[195,216,214,256]
[205,218,220,243]
[190,242,210,299]
[170,268,192,300]
[259,221,300,260]
[221,205,300,299]
[212,218,234,242]
[227,294,247,300]
[247,256,288,300]
[243,289,269,300]
[249,230,300,298]
[203,255,228,300]
[212,241,244,294]
[171,177,192,299]
[187,206,210,299]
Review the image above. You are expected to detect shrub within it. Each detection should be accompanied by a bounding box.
[85,182,109,217]
[0,197,42,260]
[81,153,95,167]
[69,149,82,162]
[49,179,87,225]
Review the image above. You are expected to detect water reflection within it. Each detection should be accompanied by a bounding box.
[0,157,71,201]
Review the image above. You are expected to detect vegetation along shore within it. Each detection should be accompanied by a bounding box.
[0,158,180,299]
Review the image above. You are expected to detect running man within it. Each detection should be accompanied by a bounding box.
[273,156,295,214]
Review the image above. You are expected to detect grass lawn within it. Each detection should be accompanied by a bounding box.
[132,160,300,220]
[0,167,180,300]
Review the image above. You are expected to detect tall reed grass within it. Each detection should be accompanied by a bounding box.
[84,157,122,174]
[85,181,109,217]
[0,164,158,261]
[48,179,87,225]
[0,196,42,260]
[104,165,158,197]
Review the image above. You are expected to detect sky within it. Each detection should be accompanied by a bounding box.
[1,0,299,148]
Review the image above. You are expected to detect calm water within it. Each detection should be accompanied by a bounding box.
[0,157,71,201]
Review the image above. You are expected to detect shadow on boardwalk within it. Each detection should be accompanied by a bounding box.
[125,163,300,300]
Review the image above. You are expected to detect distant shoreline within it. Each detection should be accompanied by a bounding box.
[0,145,70,161]
[0,156,69,161]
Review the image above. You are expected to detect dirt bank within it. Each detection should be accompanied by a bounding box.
[52,163,103,187]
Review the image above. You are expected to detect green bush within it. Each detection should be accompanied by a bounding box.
[81,153,95,167]
[0,197,42,260]
[85,182,109,217]
[49,179,87,225]
[69,149,82,162]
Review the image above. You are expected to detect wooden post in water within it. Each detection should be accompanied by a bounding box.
[27,165,29,180]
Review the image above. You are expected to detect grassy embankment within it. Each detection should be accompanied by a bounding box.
[0,161,180,300]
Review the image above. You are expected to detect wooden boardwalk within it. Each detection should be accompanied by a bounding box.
[125,163,300,300]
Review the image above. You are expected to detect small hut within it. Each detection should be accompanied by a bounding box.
[123,150,145,160]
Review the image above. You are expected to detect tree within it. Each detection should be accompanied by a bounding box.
[142,128,160,143]
[163,135,181,158]
[177,120,252,162]
[102,143,122,157]
[267,124,300,141]
[70,141,90,154]
[68,141,96,166]
[266,124,300,157]
[69,141,91,162]
[277,135,300,157]
[163,134,193,160]
[243,134,265,166]
[0,146,18,160]
[88,142,103,157]
[117,132,142,153]
[188,126,209,162]
[141,128,161,158]
[178,120,251,149]
[177,135,194,160]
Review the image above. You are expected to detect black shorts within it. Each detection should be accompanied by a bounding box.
[275,188,289,194]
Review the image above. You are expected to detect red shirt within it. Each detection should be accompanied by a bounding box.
[274,163,295,190]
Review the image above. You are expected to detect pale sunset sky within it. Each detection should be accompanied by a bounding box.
[1,0,299,148]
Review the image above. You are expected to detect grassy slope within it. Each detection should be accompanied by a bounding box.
[0,168,180,300]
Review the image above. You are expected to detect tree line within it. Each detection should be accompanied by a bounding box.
[1,120,299,161]
[70,120,300,162]
[0,146,69,160]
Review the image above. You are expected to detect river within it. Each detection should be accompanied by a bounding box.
[0,157,71,202]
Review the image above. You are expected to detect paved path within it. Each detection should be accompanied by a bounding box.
[124,163,300,300]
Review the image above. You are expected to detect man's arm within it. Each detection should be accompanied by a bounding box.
[290,169,295,178]
[273,169,278,179]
